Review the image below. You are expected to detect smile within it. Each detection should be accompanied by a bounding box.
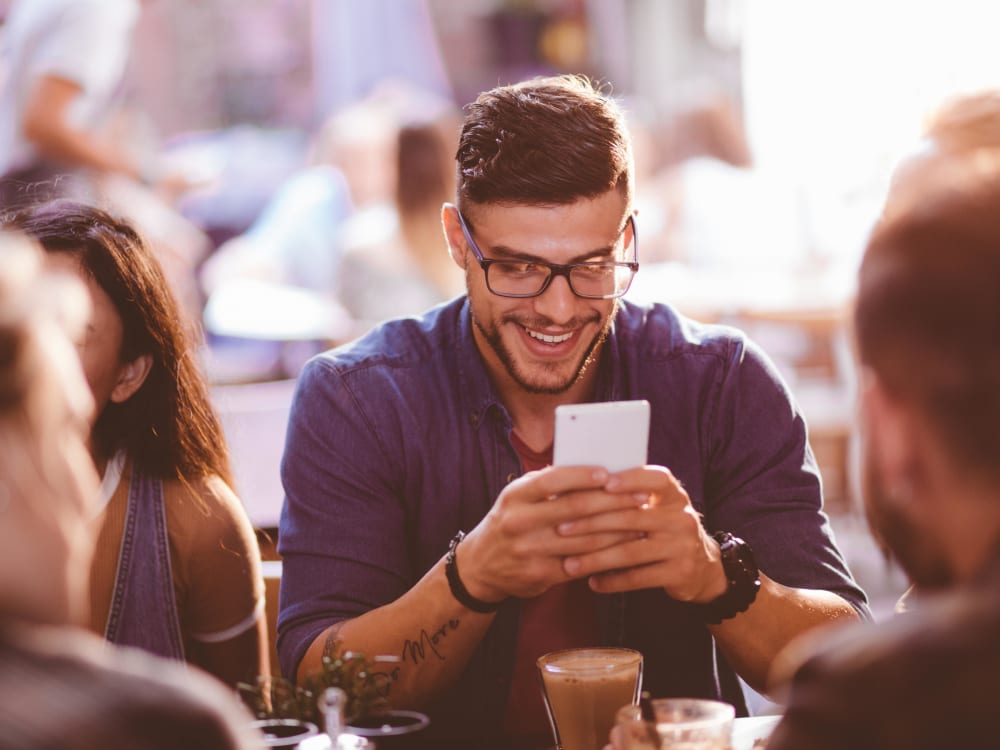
[524,327,573,344]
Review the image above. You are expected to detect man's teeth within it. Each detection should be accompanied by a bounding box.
[526,328,572,344]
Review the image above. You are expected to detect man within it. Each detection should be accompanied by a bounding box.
[278,75,867,748]
[766,114,1000,750]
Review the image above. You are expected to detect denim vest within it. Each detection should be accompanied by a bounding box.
[104,471,185,661]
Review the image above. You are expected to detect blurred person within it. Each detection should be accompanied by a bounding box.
[335,115,464,325]
[764,146,1000,750]
[0,0,210,317]
[3,201,268,688]
[278,75,867,749]
[199,98,396,302]
[878,89,1000,617]
[0,233,261,749]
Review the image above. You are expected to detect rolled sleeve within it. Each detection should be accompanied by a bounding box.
[276,355,410,678]
[703,336,870,616]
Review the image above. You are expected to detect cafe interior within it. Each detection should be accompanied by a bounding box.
[2,0,997,746]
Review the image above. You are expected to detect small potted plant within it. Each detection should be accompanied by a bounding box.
[239,646,428,747]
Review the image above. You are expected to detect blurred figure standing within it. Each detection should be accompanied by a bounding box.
[0,0,148,204]
[0,0,209,317]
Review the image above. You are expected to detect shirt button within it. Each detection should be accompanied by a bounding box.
[505,472,518,484]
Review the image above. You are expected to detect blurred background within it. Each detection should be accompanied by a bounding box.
[4,0,998,634]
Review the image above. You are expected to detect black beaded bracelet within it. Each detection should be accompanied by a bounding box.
[445,531,506,614]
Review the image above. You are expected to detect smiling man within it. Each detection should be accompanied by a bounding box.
[278,75,868,749]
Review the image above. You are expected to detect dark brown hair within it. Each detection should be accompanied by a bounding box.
[456,74,633,209]
[855,169,1000,478]
[396,120,455,216]
[3,201,232,487]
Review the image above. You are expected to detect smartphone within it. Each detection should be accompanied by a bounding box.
[553,400,650,473]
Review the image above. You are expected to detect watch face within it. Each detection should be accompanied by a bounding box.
[722,535,758,582]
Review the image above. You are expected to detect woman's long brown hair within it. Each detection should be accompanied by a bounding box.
[5,201,233,488]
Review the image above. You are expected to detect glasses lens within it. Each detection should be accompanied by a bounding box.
[486,261,551,296]
[569,264,635,298]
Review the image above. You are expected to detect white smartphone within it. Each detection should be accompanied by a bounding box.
[553,400,650,473]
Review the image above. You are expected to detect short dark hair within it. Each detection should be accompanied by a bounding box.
[856,165,1000,479]
[4,201,232,487]
[456,74,633,209]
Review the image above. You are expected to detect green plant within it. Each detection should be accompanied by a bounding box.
[238,648,392,729]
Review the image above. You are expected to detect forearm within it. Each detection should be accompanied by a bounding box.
[21,75,142,180]
[296,558,495,710]
[25,119,139,179]
[710,573,860,695]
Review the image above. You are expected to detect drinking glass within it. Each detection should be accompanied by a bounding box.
[537,647,643,750]
[615,698,734,749]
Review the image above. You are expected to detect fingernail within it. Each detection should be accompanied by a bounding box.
[634,492,650,505]
[593,469,609,482]
[557,521,574,534]
[605,476,621,490]
[564,557,580,575]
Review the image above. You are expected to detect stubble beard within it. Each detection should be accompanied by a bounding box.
[471,301,618,396]
[862,456,952,590]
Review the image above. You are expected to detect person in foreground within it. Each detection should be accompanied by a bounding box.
[3,201,267,687]
[765,150,1000,750]
[0,234,260,749]
[278,75,867,748]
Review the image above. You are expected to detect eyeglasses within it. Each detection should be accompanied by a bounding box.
[457,210,639,299]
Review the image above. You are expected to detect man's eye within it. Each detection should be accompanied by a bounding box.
[499,262,541,276]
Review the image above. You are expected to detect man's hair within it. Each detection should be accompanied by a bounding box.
[3,201,232,487]
[856,166,1000,479]
[456,74,633,208]
[924,89,1000,153]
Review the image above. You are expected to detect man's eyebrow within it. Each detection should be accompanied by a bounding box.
[483,221,629,264]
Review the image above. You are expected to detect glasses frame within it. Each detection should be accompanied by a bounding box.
[456,210,639,299]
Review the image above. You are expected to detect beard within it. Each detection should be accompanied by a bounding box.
[471,302,617,395]
[862,454,952,590]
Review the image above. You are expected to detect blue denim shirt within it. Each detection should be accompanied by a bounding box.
[278,297,868,747]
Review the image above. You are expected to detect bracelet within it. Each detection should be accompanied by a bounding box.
[445,531,505,614]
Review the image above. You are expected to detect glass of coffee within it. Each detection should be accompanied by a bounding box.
[614,698,734,749]
[537,647,644,750]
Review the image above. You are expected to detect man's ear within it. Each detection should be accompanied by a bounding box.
[110,353,153,404]
[441,203,469,270]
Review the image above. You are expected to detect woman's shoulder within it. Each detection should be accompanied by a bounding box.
[160,473,258,554]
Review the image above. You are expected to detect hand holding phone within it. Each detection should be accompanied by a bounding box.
[553,400,650,473]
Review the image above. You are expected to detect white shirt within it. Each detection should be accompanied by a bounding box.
[0,0,139,174]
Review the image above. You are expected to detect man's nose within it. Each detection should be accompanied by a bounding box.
[532,272,578,324]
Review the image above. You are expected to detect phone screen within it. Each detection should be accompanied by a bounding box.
[553,400,650,472]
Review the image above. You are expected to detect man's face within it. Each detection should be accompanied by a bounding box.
[456,192,633,396]
[859,380,952,590]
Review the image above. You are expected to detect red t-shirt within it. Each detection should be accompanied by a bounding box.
[502,432,601,744]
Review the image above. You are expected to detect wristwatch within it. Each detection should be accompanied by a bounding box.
[445,531,506,614]
[698,531,760,624]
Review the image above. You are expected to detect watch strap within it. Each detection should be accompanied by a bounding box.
[699,531,760,624]
[445,531,505,614]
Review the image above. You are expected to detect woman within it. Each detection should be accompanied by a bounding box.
[0,233,260,749]
[5,201,267,686]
